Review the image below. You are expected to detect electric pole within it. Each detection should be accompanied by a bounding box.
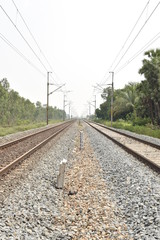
[47,72,65,125]
[94,95,96,112]
[109,71,114,127]
[47,71,52,125]
[63,91,71,121]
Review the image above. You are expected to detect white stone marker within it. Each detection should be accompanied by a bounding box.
[57,158,67,189]
[80,131,83,150]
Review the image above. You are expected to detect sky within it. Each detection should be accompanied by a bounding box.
[0,0,160,117]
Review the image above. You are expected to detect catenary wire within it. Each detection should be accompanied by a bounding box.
[116,32,160,74]
[0,5,49,72]
[99,0,151,86]
[0,32,46,77]
[101,31,160,86]
[11,0,64,85]
[100,1,160,87]
[109,0,151,71]
[112,1,160,72]
[100,33,160,85]
[11,0,53,71]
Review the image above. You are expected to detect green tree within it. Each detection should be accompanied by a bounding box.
[95,101,108,119]
[138,49,160,125]
[0,78,10,125]
[114,82,139,120]
[95,87,112,120]
[0,78,67,126]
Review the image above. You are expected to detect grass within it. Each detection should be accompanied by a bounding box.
[0,120,62,137]
[1,118,160,139]
[94,119,160,139]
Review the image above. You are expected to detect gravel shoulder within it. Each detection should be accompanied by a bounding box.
[107,125,160,147]
[0,123,77,239]
[0,122,130,239]
[0,122,63,145]
[53,124,130,239]
[85,122,160,239]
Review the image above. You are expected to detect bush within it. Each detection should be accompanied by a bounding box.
[17,119,31,126]
[93,119,160,139]
[132,117,151,126]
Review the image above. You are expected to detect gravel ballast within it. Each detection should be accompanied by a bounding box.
[52,127,129,239]
[85,123,160,239]
[108,125,160,147]
[0,123,77,239]
[0,122,130,239]
[0,121,160,239]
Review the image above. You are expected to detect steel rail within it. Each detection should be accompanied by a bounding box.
[0,121,69,150]
[85,121,160,172]
[0,121,73,177]
[88,121,160,150]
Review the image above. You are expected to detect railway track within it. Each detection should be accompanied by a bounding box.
[0,120,74,177]
[85,121,160,171]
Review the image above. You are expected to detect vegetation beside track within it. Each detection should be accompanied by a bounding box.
[0,120,62,137]
[94,49,160,137]
[95,49,160,128]
[0,78,65,128]
[94,119,160,139]
[0,78,65,136]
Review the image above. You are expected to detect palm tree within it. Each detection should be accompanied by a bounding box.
[114,82,139,120]
[138,49,160,125]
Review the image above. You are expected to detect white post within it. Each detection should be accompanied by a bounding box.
[57,159,67,189]
[80,131,83,150]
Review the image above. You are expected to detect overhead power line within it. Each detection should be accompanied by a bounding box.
[11,0,63,85]
[109,0,151,71]
[116,32,160,74]
[99,1,151,86]
[100,33,160,84]
[0,5,48,72]
[11,0,53,71]
[0,32,46,77]
[112,1,160,71]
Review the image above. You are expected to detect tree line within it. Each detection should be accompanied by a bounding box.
[95,49,160,126]
[0,78,65,126]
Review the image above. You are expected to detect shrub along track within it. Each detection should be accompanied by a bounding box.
[0,120,75,177]
[85,121,160,172]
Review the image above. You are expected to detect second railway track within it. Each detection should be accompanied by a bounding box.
[86,121,160,171]
[0,120,74,177]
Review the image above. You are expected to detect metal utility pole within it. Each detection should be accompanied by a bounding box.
[47,71,52,125]
[109,71,114,127]
[94,95,96,112]
[63,94,66,121]
[88,96,96,118]
[47,72,65,125]
[68,102,71,119]
[63,91,71,121]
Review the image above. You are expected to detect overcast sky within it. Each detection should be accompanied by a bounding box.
[0,0,160,117]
